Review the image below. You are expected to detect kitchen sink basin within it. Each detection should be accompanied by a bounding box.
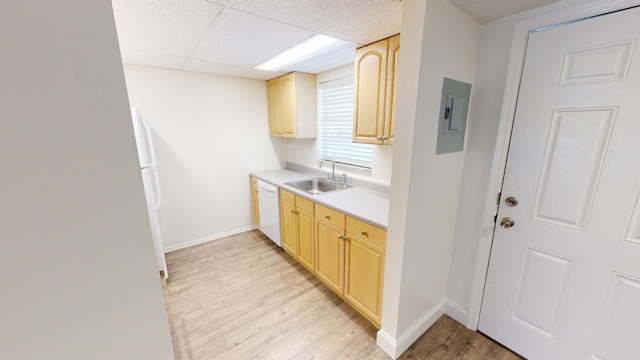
[286,178,352,195]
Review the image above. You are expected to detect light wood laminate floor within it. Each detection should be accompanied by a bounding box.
[162,230,522,360]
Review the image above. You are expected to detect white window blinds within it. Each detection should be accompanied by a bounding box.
[318,77,373,168]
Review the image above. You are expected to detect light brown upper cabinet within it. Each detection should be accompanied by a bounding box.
[353,34,400,145]
[266,72,317,138]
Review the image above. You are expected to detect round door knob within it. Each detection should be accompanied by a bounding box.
[361,230,368,236]
[505,196,518,207]
[325,215,330,220]
[500,217,515,229]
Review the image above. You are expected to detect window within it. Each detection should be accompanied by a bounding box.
[318,77,373,168]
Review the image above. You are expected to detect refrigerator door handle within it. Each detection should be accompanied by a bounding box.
[140,117,162,210]
[140,117,158,166]
[154,168,162,210]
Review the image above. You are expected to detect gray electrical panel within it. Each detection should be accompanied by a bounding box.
[436,77,472,155]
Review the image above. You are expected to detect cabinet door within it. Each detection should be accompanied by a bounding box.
[344,233,385,326]
[353,39,388,144]
[280,73,297,138]
[280,199,296,254]
[267,78,282,136]
[315,220,344,294]
[296,208,314,271]
[251,177,259,226]
[384,34,400,144]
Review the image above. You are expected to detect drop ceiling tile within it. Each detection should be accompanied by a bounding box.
[120,49,186,70]
[283,42,357,74]
[227,0,402,45]
[190,8,315,67]
[182,59,284,80]
[111,0,225,57]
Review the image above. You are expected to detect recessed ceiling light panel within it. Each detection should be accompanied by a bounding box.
[254,34,346,71]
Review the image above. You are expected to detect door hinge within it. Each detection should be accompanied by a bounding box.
[496,192,502,205]
[493,214,497,223]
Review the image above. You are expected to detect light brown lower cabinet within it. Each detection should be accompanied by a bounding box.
[278,191,387,327]
[280,189,314,271]
[315,205,347,294]
[344,216,386,326]
[315,204,386,328]
[250,177,260,226]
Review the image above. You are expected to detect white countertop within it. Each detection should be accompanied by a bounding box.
[250,168,390,230]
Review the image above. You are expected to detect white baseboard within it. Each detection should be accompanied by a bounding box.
[163,225,257,253]
[444,298,468,326]
[376,329,398,358]
[376,300,445,359]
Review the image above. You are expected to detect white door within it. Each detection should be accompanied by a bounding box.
[479,7,640,359]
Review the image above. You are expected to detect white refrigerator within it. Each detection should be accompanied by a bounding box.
[131,108,168,279]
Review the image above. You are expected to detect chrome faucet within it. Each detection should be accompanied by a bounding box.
[341,173,348,185]
[320,158,335,181]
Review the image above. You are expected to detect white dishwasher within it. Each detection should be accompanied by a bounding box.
[256,180,281,247]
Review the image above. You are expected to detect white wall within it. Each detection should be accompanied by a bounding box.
[123,65,287,250]
[446,0,603,328]
[0,2,174,359]
[123,62,395,250]
[378,0,480,357]
[444,15,517,325]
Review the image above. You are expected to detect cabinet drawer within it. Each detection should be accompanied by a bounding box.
[316,204,345,229]
[346,216,386,249]
[296,196,314,214]
[280,189,295,204]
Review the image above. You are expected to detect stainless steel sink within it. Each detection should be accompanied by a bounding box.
[285,178,352,195]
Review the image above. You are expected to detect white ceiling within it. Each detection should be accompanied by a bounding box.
[111,0,560,81]
[448,0,561,24]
